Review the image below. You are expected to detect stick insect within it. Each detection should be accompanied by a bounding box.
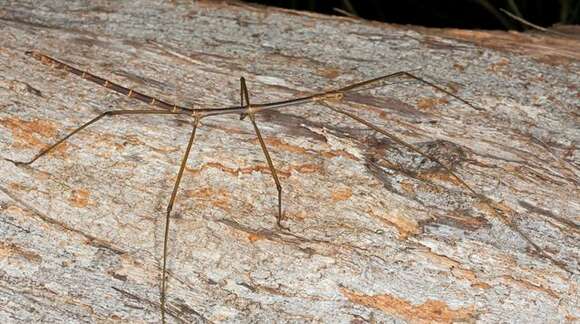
[5,50,561,323]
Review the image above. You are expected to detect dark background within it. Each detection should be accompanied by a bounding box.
[243,0,580,30]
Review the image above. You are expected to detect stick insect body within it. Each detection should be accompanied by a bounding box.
[6,50,561,323]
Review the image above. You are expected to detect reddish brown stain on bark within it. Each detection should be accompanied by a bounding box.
[421,170,465,188]
[69,189,92,208]
[185,161,320,179]
[500,275,559,299]
[417,97,449,110]
[400,179,416,194]
[255,137,358,161]
[184,187,231,211]
[2,117,69,156]
[321,150,358,160]
[261,137,309,155]
[331,187,352,202]
[368,208,420,240]
[247,233,266,242]
[488,57,511,72]
[0,242,42,263]
[341,288,476,324]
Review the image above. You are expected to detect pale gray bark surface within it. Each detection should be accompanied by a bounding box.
[0,1,578,323]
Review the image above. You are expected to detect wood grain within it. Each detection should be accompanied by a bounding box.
[0,1,578,323]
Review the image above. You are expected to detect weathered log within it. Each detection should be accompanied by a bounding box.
[0,1,578,323]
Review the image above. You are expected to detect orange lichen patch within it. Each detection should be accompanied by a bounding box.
[318,67,341,79]
[113,253,157,285]
[400,179,415,194]
[321,149,358,160]
[420,170,464,188]
[2,118,56,144]
[471,282,492,289]
[488,57,511,72]
[247,233,266,243]
[186,161,291,178]
[184,187,231,211]
[474,199,514,222]
[437,211,489,232]
[0,117,46,143]
[500,275,559,299]
[68,189,93,208]
[417,97,449,110]
[0,242,42,263]
[185,161,321,179]
[294,163,321,174]
[91,133,128,151]
[9,182,32,192]
[419,250,485,287]
[285,210,307,221]
[453,63,466,72]
[32,169,51,181]
[258,138,308,155]
[341,288,476,324]
[369,208,420,240]
[331,187,352,202]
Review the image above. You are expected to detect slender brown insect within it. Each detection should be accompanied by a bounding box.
[6,50,563,323]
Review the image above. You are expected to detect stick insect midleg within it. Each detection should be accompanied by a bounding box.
[5,50,565,323]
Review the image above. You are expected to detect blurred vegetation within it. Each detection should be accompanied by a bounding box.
[243,0,580,30]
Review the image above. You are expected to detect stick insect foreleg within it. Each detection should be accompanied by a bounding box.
[329,71,483,112]
[4,109,185,166]
[161,116,200,324]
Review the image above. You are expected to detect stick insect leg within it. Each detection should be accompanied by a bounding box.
[161,117,200,324]
[5,109,183,166]
[317,100,569,274]
[328,71,482,112]
[240,77,287,230]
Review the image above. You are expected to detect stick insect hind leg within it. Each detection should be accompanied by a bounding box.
[240,77,288,230]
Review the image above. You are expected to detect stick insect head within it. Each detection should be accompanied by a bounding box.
[239,76,250,120]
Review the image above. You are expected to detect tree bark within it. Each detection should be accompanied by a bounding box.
[0,1,578,323]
